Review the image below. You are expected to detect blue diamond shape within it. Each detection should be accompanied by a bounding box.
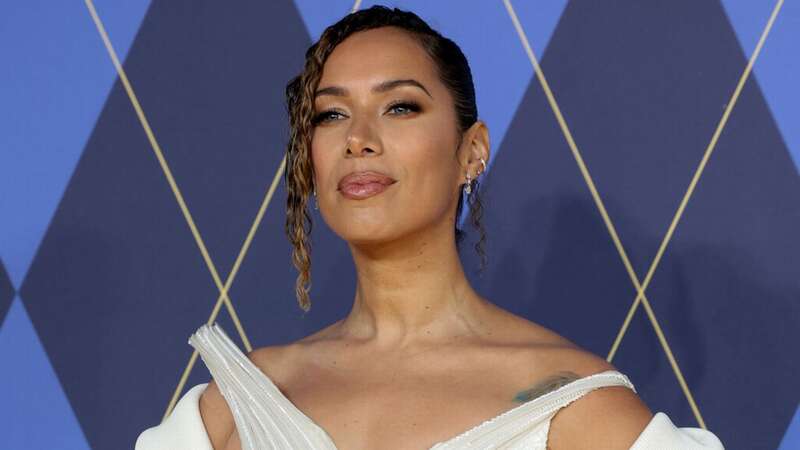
[0,297,90,450]
[720,0,800,172]
[0,0,152,289]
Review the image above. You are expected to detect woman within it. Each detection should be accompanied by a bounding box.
[137,6,724,449]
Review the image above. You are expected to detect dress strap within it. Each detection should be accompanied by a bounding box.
[533,370,636,417]
[430,370,637,449]
[188,323,335,450]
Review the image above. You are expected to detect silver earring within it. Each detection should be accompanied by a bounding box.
[464,172,472,195]
[313,190,319,210]
[479,157,487,174]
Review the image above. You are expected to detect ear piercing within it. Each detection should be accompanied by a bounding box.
[464,157,487,196]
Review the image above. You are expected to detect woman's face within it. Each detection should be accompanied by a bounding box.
[311,26,473,246]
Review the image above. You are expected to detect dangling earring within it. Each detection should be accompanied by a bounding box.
[464,172,472,195]
[313,190,319,210]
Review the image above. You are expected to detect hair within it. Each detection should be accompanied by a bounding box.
[284,5,487,313]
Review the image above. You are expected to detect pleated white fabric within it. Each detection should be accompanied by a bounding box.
[188,323,336,449]
[136,323,725,449]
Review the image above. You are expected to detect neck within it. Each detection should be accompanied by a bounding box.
[336,221,489,349]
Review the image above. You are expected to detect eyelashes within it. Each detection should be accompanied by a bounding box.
[311,109,343,125]
[311,100,421,125]
[386,100,421,115]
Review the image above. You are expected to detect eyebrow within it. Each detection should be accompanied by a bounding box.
[314,79,433,99]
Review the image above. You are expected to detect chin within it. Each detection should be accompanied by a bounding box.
[341,221,443,251]
[325,207,394,237]
[339,228,399,246]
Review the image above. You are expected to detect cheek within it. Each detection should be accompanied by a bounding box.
[377,160,456,240]
[310,131,340,189]
[384,123,458,205]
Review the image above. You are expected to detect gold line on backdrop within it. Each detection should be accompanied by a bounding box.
[607,0,784,362]
[505,0,784,430]
[161,158,286,421]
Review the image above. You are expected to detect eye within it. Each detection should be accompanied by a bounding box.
[386,101,421,116]
[312,109,346,125]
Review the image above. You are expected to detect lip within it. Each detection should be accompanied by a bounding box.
[337,170,397,200]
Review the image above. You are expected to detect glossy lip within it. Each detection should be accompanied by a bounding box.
[337,170,397,200]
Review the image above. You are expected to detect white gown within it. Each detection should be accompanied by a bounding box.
[136,324,725,449]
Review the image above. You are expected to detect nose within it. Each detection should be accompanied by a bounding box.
[345,116,381,157]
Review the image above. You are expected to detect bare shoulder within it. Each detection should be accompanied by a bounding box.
[198,379,233,450]
[546,377,653,449]
[492,311,653,449]
[198,343,294,450]
[541,344,653,449]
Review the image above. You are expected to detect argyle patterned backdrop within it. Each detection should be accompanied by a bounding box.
[1,1,798,449]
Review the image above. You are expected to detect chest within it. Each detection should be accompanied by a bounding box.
[277,368,527,450]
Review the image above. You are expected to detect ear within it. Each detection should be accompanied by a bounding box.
[457,120,491,185]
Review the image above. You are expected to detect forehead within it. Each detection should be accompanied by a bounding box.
[319,27,440,89]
